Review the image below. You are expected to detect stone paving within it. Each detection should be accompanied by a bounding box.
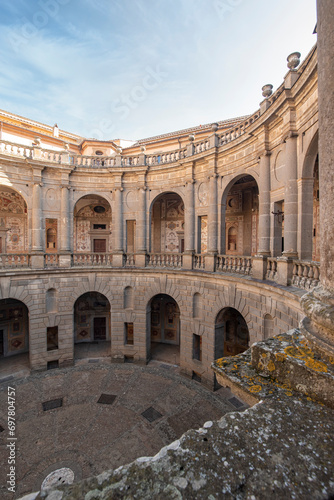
[0,357,247,500]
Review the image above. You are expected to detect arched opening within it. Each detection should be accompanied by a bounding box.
[312,155,320,261]
[264,314,274,340]
[73,195,112,254]
[215,307,249,358]
[74,292,111,359]
[0,299,29,358]
[0,188,28,255]
[150,193,184,253]
[221,175,259,255]
[124,286,134,309]
[148,294,180,365]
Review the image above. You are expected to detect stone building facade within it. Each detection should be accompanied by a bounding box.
[0,45,320,388]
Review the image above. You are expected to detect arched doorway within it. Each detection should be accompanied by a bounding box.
[312,155,320,261]
[222,175,259,255]
[215,308,249,358]
[0,299,29,358]
[74,292,110,344]
[148,294,180,364]
[0,188,28,255]
[150,193,184,253]
[73,195,112,254]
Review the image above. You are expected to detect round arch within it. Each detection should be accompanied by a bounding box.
[149,191,185,254]
[0,298,29,358]
[299,130,319,260]
[214,307,250,359]
[147,293,181,365]
[73,194,112,254]
[73,291,111,344]
[0,187,28,254]
[220,174,259,255]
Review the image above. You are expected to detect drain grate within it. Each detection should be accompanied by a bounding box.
[141,406,163,423]
[160,363,172,370]
[88,359,99,363]
[97,394,116,405]
[42,398,63,411]
[0,424,4,432]
[228,396,244,409]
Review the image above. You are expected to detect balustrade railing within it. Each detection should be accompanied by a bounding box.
[292,260,320,290]
[0,140,33,158]
[219,112,260,147]
[124,253,135,266]
[266,258,278,281]
[0,253,30,268]
[216,255,252,275]
[194,140,209,154]
[44,254,60,268]
[193,254,205,270]
[73,156,116,168]
[147,253,183,268]
[41,150,62,163]
[72,253,112,266]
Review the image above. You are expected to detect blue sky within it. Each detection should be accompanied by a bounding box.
[0,0,317,141]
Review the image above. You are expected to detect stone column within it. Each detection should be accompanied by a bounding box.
[276,134,298,285]
[135,187,147,267]
[300,0,334,360]
[283,133,298,256]
[31,182,44,268]
[252,152,271,279]
[113,187,124,267]
[207,174,218,271]
[183,180,195,270]
[59,185,72,267]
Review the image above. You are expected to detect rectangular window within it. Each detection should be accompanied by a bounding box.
[193,334,202,361]
[125,322,134,345]
[93,224,106,230]
[47,326,58,351]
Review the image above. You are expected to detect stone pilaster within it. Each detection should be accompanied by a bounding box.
[207,173,218,271]
[183,180,195,270]
[300,0,334,359]
[135,187,147,267]
[283,133,298,257]
[59,184,72,267]
[113,187,124,267]
[253,151,271,280]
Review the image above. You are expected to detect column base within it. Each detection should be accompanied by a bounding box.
[276,256,294,286]
[30,253,45,269]
[182,252,193,270]
[112,253,125,267]
[58,252,72,268]
[135,252,147,268]
[252,255,268,280]
[205,253,216,272]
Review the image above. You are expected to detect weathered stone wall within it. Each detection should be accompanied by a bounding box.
[0,269,303,387]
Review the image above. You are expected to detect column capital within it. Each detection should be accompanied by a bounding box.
[283,131,298,142]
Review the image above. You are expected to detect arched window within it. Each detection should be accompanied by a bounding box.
[193,293,201,318]
[124,286,134,309]
[46,289,57,313]
[264,314,274,340]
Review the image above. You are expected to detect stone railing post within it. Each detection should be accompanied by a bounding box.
[59,184,72,267]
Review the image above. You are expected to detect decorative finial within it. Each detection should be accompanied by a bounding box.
[211,123,218,133]
[262,84,273,98]
[141,145,146,152]
[189,134,195,142]
[287,52,301,70]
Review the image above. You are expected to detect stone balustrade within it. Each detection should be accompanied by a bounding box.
[0,253,30,268]
[216,255,252,275]
[146,253,183,268]
[0,251,321,292]
[73,155,116,168]
[219,112,260,146]
[193,254,205,270]
[194,140,209,154]
[0,140,33,158]
[72,252,113,266]
[291,260,320,290]
[266,257,278,281]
